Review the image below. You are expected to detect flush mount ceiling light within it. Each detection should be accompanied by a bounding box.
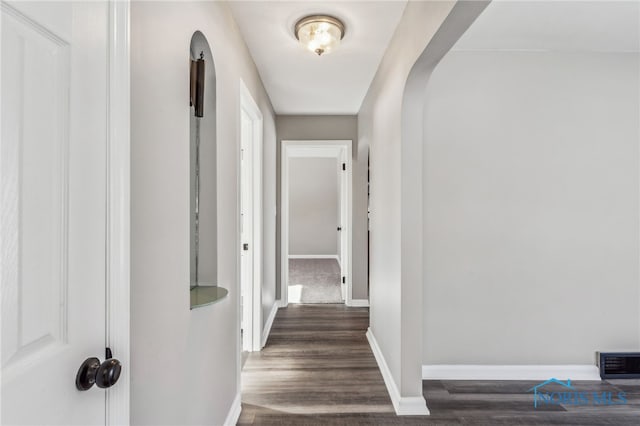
[295,15,345,56]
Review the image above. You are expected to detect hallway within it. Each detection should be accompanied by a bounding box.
[239,304,400,424]
[3,1,640,424]
[239,305,640,425]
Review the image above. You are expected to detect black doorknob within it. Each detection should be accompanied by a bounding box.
[76,348,122,391]
[95,357,122,388]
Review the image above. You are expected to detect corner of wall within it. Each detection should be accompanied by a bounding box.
[223,392,242,426]
[261,301,279,348]
[366,328,429,415]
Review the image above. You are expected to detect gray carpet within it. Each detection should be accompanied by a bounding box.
[288,258,342,304]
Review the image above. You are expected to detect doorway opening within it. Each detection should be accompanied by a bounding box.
[281,140,353,305]
[239,80,263,353]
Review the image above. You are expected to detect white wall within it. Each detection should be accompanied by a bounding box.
[358,0,456,403]
[289,157,339,256]
[423,50,640,365]
[131,2,276,424]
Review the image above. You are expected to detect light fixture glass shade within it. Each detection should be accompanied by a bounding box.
[295,15,345,56]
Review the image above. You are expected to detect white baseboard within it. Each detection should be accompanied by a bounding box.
[223,392,241,426]
[277,299,287,308]
[366,328,430,416]
[346,299,369,307]
[261,302,279,348]
[288,254,339,260]
[422,364,600,381]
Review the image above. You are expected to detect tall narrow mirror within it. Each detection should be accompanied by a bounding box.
[190,31,225,308]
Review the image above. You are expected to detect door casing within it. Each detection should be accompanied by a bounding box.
[280,140,353,306]
[105,1,131,424]
[239,80,263,353]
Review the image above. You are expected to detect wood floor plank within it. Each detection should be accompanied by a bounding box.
[238,304,640,425]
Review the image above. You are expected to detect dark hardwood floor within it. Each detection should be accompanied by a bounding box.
[238,304,640,425]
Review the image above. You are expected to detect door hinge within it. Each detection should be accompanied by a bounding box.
[342,276,345,284]
[342,163,346,171]
[337,226,342,232]
[243,243,249,251]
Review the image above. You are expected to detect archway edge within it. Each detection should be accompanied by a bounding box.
[398,0,491,406]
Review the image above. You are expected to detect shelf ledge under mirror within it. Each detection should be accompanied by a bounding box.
[190,286,228,310]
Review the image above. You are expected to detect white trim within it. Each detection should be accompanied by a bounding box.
[223,392,242,426]
[239,80,263,352]
[366,328,429,416]
[277,299,288,308]
[346,299,369,307]
[339,145,350,303]
[287,145,344,158]
[261,302,279,348]
[106,1,130,425]
[281,140,352,306]
[288,254,339,260]
[422,365,601,381]
[280,143,289,305]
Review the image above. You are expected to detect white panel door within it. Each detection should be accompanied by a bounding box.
[1,1,109,424]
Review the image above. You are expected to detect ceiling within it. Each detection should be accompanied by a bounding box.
[453,0,640,52]
[228,1,408,115]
